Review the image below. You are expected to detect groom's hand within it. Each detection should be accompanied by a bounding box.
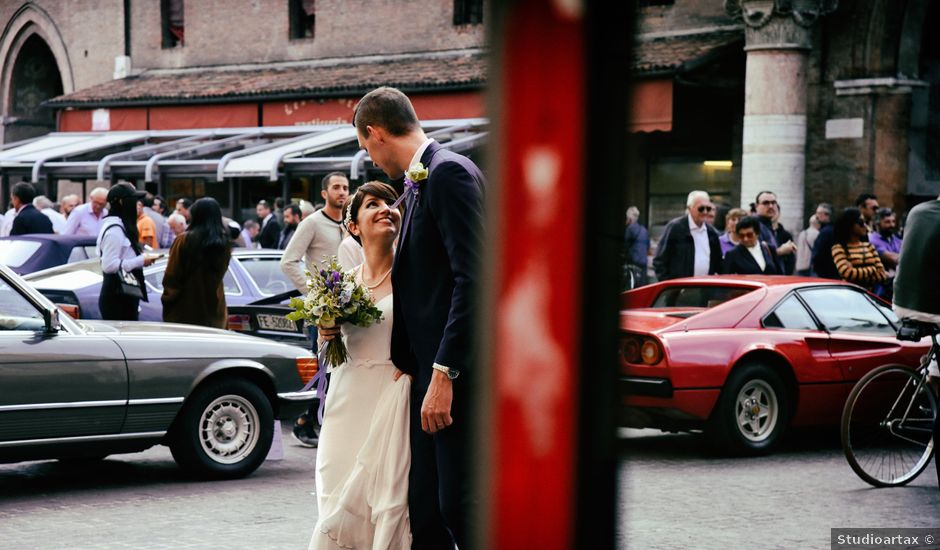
[421,370,454,434]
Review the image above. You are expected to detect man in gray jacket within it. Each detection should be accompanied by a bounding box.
[893,198,940,323]
[279,172,349,447]
[892,196,940,487]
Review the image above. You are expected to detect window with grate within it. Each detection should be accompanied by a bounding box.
[161,0,184,48]
[454,0,483,25]
[638,0,675,6]
[289,0,316,40]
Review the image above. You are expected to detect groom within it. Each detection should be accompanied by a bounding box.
[353,87,484,549]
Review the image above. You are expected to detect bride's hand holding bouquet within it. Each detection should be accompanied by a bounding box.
[286,256,383,368]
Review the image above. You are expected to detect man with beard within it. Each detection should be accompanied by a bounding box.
[280,172,349,447]
[869,207,902,300]
[280,172,349,292]
[278,204,302,249]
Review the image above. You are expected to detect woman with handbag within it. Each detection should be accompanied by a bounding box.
[161,197,232,328]
[97,183,159,321]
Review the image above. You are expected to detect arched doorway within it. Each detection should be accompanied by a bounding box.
[6,34,63,142]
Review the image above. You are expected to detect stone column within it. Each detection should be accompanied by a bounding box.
[726,0,837,232]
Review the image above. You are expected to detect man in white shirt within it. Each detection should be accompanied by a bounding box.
[723,216,779,275]
[256,199,281,249]
[653,190,723,280]
[32,196,66,233]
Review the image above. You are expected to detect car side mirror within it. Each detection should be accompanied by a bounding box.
[43,307,61,334]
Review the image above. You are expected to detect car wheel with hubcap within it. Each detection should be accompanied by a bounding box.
[708,363,789,455]
[169,378,273,479]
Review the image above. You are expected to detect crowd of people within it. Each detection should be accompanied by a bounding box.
[0,176,366,330]
[624,189,905,300]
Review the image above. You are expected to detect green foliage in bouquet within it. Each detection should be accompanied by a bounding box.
[286,256,383,366]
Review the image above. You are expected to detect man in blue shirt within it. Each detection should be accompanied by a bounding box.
[869,207,902,300]
[62,187,108,236]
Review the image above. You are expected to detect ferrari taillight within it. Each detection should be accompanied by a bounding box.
[640,339,663,365]
[621,334,664,366]
[622,337,641,363]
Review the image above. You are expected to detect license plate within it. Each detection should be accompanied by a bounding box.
[256,314,298,332]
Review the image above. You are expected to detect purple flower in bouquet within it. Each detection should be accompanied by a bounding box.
[286,256,384,368]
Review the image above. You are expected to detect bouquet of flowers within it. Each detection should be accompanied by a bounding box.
[286,257,384,368]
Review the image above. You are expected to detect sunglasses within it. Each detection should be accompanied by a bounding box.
[697,205,714,213]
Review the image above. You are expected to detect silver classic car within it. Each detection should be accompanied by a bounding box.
[0,263,317,479]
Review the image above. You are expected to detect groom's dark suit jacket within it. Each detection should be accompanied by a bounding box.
[391,141,485,385]
[390,140,484,550]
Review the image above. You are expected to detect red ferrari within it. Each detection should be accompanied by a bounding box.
[621,276,928,455]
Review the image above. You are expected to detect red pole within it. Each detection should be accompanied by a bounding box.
[481,1,585,548]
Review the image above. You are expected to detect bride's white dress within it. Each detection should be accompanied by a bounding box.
[308,293,412,550]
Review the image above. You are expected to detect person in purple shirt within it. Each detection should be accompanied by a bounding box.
[868,207,902,300]
[62,187,109,236]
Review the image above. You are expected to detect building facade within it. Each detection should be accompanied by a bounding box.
[0,0,485,219]
[628,0,940,238]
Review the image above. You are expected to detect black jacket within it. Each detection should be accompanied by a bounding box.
[258,215,281,249]
[757,217,794,274]
[652,215,722,281]
[724,242,779,275]
[10,204,53,236]
[811,225,839,279]
[277,225,297,250]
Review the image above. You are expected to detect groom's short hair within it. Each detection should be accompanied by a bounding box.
[353,87,420,137]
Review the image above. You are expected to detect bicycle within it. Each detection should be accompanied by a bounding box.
[841,319,939,487]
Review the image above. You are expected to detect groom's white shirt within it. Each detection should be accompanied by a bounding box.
[409,137,434,169]
[403,137,454,376]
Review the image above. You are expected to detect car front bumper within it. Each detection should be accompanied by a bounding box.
[276,389,318,418]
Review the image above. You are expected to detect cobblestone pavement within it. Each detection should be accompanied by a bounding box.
[0,421,319,550]
[5,424,938,549]
[618,428,940,550]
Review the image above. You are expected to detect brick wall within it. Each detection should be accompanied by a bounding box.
[635,0,733,35]
[131,0,485,69]
[0,0,124,92]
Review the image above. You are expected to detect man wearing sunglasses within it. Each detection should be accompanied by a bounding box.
[653,190,723,281]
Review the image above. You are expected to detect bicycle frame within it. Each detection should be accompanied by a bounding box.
[884,334,939,445]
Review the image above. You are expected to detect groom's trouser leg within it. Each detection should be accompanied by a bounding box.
[435,417,472,549]
[409,394,455,550]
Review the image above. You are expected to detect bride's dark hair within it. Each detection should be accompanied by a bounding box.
[344,181,401,245]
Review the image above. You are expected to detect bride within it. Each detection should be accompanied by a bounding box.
[309,181,411,550]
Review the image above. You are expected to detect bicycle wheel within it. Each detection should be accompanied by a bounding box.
[842,365,936,487]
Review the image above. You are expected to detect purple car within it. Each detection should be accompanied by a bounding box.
[0,234,98,275]
[24,248,297,322]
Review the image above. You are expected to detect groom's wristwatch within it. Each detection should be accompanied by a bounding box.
[432,363,460,380]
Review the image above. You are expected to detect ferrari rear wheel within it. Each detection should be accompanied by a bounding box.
[709,363,789,455]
